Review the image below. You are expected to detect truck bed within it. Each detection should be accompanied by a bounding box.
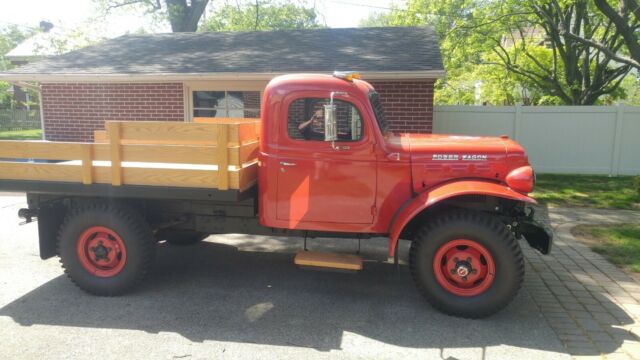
[0,118,260,199]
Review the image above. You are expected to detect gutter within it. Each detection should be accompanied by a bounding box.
[0,70,446,83]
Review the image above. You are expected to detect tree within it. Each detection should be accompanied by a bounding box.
[361,0,633,105]
[201,1,323,32]
[0,25,36,109]
[563,0,640,70]
[471,0,632,105]
[99,0,210,32]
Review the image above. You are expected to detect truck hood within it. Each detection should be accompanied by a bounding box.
[396,133,529,193]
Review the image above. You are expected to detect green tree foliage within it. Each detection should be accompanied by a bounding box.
[201,1,323,32]
[0,25,35,109]
[362,0,634,105]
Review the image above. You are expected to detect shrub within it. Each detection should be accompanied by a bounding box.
[634,176,640,197]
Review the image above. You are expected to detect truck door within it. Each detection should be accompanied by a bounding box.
[276,95,376,225]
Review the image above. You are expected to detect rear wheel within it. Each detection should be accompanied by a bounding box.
[409,210,524,318]
[57,203,155,296]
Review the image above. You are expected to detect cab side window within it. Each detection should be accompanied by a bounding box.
[287,98,363,141]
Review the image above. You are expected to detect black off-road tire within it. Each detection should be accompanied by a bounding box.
[409,210,524,318]
[157,229,209,246]
[57,203,155,296]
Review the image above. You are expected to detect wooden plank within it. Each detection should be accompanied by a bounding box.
[94,130,107,143]
[237,141,259,165]
[217,124,229,190]
[94,143,253,167]
[114,121,218,144]
[0,141,82,160]
[194,117,260,124]
[80,144,93,185]
[238,122,260,143]
[294,251,363,271]
[238,163,258,191]
[93,143,219,165]
[92,166,219,188]
[107,122,122,186]
[0,162,82,183]
[194,118,260,141]
[226,123,260,146]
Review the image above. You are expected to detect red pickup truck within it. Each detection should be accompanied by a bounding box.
[1,72,551,318]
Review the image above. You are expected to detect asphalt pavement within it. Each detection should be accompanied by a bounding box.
[0,193,569,360]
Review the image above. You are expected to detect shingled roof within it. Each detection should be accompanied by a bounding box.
[0,27,444,82]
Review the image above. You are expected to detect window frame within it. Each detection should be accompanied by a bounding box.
[192,90,261,119]
[285,96,366,143]
[183,80,268,122]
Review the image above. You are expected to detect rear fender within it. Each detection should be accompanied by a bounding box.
[388,180,536,257]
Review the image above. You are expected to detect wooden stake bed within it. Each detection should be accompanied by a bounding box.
[0,118,260,192]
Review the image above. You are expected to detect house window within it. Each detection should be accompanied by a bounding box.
[192,91,261,118]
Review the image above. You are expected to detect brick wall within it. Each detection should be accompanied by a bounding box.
[369,80,435,133]
[40,79,435,141]
[41,83,184,141]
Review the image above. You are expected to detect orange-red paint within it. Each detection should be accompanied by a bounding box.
[257,74,539,255]
[387,180,536,257]
[506,165,535,193]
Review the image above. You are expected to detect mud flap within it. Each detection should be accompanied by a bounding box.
[37,201,67,260]
[520,219,553,255]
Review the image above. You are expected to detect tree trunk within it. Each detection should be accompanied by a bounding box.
[166,0,209,32]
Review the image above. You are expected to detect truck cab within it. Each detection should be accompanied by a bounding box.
[259,73,549,255]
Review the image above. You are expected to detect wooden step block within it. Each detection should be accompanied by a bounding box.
[294,251,363,271]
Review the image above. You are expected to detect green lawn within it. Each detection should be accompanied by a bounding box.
[532,174,639,210]
[573,224,640,273]
[0,129,43,140]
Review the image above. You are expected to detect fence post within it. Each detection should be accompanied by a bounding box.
[513,104,522,140]
[610,105,625,176]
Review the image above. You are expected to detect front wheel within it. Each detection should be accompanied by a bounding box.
[409,210,524,318]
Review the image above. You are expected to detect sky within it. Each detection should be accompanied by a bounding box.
[0,0,404,37]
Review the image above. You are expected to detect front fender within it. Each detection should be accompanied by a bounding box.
[388,180,536,257]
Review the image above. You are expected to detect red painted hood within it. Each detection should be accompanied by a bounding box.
[390,133,530,193]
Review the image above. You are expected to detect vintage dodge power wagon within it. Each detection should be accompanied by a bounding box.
[0,72,551,318]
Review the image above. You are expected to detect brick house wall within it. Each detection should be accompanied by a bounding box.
[40,79,435,142]
[370,80,435,133]
[41,83,184,141]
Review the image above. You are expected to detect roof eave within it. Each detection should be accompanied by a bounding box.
[0,70,445,83]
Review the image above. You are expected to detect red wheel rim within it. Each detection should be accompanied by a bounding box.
[76,226,127,277]
[433,239,495,297]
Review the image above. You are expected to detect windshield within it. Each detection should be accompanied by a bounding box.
[368,91,390,134]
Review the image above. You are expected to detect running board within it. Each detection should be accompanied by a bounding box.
[294,251,363,271]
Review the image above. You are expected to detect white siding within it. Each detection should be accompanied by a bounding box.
[433,105,640,175]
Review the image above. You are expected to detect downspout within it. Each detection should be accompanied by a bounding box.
[8,81,44,140]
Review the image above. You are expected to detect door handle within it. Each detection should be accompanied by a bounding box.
[280,162,297,167]
[332,144,351,151]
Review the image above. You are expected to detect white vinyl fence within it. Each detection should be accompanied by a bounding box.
[433,105,640,175]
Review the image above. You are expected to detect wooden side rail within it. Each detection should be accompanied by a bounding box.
[0,120,260,191]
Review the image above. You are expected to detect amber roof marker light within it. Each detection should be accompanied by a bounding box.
[333,71,361,82]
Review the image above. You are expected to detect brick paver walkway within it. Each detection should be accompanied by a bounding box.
[526,207,640,359]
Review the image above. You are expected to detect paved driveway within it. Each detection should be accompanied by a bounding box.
[0,193,635,359]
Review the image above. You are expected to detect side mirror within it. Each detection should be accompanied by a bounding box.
[323,104,337,142]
